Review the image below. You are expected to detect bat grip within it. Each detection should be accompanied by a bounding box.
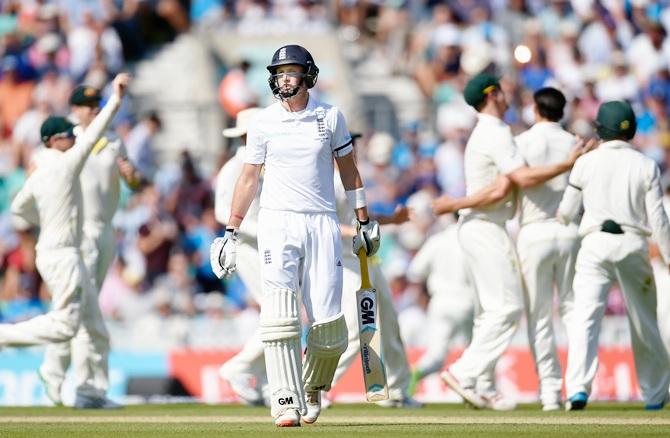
[358,249,372,289]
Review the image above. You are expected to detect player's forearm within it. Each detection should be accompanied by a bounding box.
[10,186,38,229]
[556,185,582,225]
[461,176,512,209]
[336,153,370,221]
[508,161,572,189]
[227,174,258,230]
[645,186,670,264]
[433,176,511,214]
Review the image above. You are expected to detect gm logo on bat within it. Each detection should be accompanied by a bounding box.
[359,294,376,326]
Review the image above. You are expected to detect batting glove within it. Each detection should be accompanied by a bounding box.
[210,228,238,279]
[353,218,381,256]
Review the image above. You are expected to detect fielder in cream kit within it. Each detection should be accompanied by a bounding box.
[406,218,476,394]
[558,101,670,411]
[432,74,592,409]
[514,87,579,411]
[5,75,129,373]
[210,45,380,427]
[34,84,141,409]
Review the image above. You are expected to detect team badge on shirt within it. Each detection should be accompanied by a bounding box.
[315,108,327,140]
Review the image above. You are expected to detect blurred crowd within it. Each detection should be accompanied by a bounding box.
[1,0,670,349]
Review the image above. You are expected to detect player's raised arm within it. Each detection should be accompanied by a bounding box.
[66,73,130,173]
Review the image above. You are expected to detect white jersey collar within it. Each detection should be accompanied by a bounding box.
[599,139,633,150]
[276,94,318,121]
[476,112,506,126]
[533,120,561,129]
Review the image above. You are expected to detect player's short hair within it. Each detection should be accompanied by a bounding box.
[533,87,566,122]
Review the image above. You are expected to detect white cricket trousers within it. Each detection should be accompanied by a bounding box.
[517,220,579,406]
[220,239,266,382]
[0,247,83,345]
[257,209,343,323]
[332,255,411,400]
[565,232,670,405]
[415,292,474,377]
[40,223,115,398]
[450,218,524,388]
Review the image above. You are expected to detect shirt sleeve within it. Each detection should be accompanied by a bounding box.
[65,93,122,175]
[490,128,525,175]
[645,163,670,264]
[10,180,39,230]
[330,109,353,158]
[557,157,585,224]
[244,121,266,164]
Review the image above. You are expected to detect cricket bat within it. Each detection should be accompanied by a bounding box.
[357,249,389,402]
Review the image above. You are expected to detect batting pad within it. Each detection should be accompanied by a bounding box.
[259,288,306,417]
[303,313,348,392]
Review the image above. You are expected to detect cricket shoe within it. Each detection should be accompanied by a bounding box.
[275,409,301,427]
[644,393,669,410]
[219,363,263,405]
[74,394,123,409]
[479,392,517,411]
[301,391,321,424]
[37,369,63,406]
[440,369,486,409]
[542,403,561,412]
[376,395,424,408]
[565,392,588,411]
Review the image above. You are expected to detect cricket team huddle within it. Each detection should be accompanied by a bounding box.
[1,38,669,427]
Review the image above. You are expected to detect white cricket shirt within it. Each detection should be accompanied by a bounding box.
[215,146,261,239]
[407,225,472,297]
[11,94,121,251]
[515,121,576,225]
[245,96,353,213]
[461,113,525,223]
[558,140,670,263]
[77,127,127,225]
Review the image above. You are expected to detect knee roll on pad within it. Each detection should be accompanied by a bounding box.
[303,313,348,392]
[259,288,306,417]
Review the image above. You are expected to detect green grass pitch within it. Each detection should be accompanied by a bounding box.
[0,403,668,437]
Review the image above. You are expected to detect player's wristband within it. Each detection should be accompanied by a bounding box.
[345,187,367,210]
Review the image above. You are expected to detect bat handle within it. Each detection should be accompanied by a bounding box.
[357,249,372,289]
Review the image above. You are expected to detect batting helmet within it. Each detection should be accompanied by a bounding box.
[267,45,319,98]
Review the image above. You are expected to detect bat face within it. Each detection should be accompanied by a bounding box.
[357,287,388,401]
